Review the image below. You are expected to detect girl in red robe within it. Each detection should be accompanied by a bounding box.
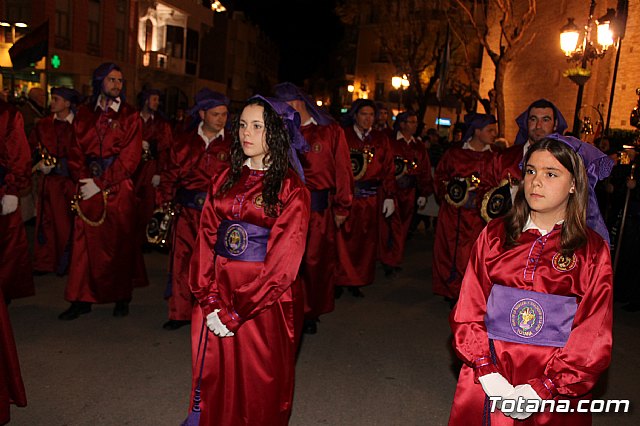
[186,96,310,426]
[449,135,614,425]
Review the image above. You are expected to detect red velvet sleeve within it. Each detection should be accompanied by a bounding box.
[450,225,502,382]
[416,143,433,198]
[380,134,397,198]
[3,110,31,196]
[433,149,452,203]
[529,238,613,399]
[155,120,173,174]
[156,142,181,206]
[94,111,142,190]
[217,183,310,331]
[332,124,353,217]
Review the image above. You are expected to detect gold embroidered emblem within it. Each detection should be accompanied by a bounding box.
[552,252,577,272]
[217,151,228,162]
[312,143,322,153]
[110,121,119,130]
[253,194,264,209]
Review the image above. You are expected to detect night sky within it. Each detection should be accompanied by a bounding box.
[236,0,344,85]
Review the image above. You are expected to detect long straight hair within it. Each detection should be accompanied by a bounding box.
[215,97,290,217]
[504,139,589,256]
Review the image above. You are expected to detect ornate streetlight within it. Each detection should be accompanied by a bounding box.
[391,74,410,112]
[559,0,626,135]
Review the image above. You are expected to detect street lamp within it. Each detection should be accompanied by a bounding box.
[559,0,625,135]
[391,74,410,112]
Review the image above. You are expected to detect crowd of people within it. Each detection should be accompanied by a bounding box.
[1,59,636,424]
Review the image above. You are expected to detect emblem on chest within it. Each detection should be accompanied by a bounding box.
[552,252,577,272]
[253,194,264,209]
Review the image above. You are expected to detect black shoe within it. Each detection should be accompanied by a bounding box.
[622,302,640,312]
[303,319,318,335]
[348,287,364,297]
[382,263,394,277]
[58,302,92,320]
[334,286,344,299]
[162,320,191,330]
[113,301,130,317]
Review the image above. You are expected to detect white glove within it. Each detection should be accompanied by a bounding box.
[504,384,542,420]
[382,198,395,218]
[79,178,101,200]
[37,161,55,175]
[151,174,161,187]
[417,196,427,207]
[1,194,18,215]
[206,309,234,337]
[142,140,150,151]
[478,372,515,410]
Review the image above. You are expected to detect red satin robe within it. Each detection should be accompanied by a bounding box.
[449,219,613,426]
[65,100,144,303]
[30,115,76,273]
[0,297,27,424]
[299,121,353,318]
[0,101,34,301]
[432,146,495,299]
[336,126,396,286]
[188,166,310,426]
[157,128,231,321]
[379,135,433,267]
[133,114,172,244]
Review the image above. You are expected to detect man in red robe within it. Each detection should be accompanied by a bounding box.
[0,99,34,303]
[274,82,353,334]
[336,99,396,297]
[432,113,497,304]
[379,111,433,275]
[60,62,144,320]
[30,87,81,275]
[133,88,173,251]
[157,88,231,330]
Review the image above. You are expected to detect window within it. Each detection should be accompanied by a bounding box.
[55,0,72,50]
[166,25,184,59]
[87,0,101,55]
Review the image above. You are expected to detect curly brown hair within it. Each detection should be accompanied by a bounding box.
[504,138,589,256]
[215,97,291,217]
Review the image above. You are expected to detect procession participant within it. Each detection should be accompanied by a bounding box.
[133,88,172,250]
[274,82,352,334]
[379,110,433,275]
[0,293,27,424]
[374,102,393,139]
[432,113,496,305]
[449,135,614,425]
[30,87,80,275]
[0,99,34,302]
[335,99,396,297]
[59,62,143,320]
[185,95,310,426]
[157,88,231,331]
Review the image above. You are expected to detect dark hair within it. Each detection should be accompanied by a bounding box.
[504,138,589,256]
[216,97,290,217]
[528,99,557,122]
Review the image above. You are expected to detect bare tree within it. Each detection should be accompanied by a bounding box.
[447,0,538,136]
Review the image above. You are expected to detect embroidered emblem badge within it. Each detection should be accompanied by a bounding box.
[312,142,322,153]
[224,224,248,256]
[217,151,228,162]
[510,298,545,339]
[552,252,577,272]
[253,194,264,209]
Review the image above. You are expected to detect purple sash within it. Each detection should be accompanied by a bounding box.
[485,284,577,347]
[175,188,207,211]
[86,155,116,178]
[310,189,330,212]
[214,220,270,262]
[354,180,379,198]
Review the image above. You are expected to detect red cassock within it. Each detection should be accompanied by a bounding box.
[188,166,310,426]
[30,116,76,273]
[0,297,27,424]
[335,127,396,286]
[0,101,34,301]
[449,219,613,426]
[65,101,144,303]
[379,135,433,267]
[493,143,526,184]
[299,121,353,318]
[432,146,495,299]
[133,114,173,244]
[157,129,231,321]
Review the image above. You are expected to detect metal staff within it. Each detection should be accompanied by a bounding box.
[613,163,636,275]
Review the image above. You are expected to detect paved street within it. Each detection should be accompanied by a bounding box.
[5,226,639,425]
